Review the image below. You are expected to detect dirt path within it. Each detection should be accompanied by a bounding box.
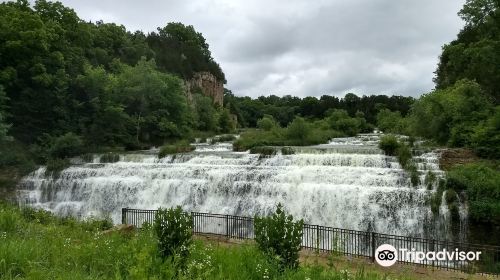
[194,234,495,280]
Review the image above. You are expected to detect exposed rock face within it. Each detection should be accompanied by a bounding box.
[185,72,224,106]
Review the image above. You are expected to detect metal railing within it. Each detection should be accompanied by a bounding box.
[122,208,500,275]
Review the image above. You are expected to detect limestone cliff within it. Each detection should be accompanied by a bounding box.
[184,72,224,106]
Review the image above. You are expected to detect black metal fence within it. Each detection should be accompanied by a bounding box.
[122,208,500,275]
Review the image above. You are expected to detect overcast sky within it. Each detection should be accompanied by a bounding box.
[54,0,465,98]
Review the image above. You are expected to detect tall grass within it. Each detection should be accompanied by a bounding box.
[0,204,405,279]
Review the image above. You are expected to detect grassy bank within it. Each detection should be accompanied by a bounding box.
[0,204,401,280]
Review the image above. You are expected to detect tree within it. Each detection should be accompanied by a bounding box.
[286,117,311,144]
[257,115,279,131]
[409,79,493,146]
[376,109,405,134]
[218,108,235,133]
[472,106,500,158]
[435,0,500,103]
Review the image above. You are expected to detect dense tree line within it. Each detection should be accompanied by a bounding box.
[224,90,414,128]
[435,0,500,104]
[0,0,228,161]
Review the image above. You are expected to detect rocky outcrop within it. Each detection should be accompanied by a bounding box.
[185,72,224,106]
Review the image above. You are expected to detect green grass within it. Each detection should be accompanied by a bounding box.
[0,204,399,280]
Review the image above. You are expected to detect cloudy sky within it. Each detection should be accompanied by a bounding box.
[55,0,465,98]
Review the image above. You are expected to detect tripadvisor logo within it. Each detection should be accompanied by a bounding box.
[375,244,397,267]
[375,244,482,267]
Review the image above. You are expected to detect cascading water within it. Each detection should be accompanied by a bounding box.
[17,134,460,239]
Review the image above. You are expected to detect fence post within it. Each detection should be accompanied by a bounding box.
[316,225,320,251]
[371,232,376,262]
[121,207,127,224]
[226,214,229,238]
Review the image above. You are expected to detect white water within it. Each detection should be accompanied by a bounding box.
[18,134,455,239]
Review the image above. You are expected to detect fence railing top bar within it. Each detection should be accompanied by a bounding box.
[122,208,500,249]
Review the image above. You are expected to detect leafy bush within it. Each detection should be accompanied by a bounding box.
[99,153,120,163]
[48,133,84,159]
[81,217,113,231]
[254,204,304,270]
[281,147,295,155]
[257,115,279,131]
[378,135,399,156]
[446,163,500,224]
[45,158,70,175]
[250,146,276,157]
[396,143,412,169]
[286,117,311,144]
[21,207,55,225]
[158,141,195,158]
[153,206,193,260]
[210,134,236,144]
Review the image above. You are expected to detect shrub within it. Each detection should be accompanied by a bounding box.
[396,143,412,169]
[446,163,500,224]
[81,153,94,163]
[48,132,84,159]
[254,204,304,270]
[378,135,399,156]
[250,146,276,157]
[153,206,193,260]
[99,153,120,163]
[210,134,236,144]
[45,158,70,175]
[257,115,279,131]
[281,147,295,155]
[21,207,55,225]
[286,117,311,144]
[158,141,195,158]
[81,217,113,231]
[424,171,437,190]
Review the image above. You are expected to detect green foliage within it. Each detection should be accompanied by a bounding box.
[257,115,279,131]
[45,158,70,175]
[0,204,446,279]
[47,132,84,159]
[281,146,295,155]
[153,206,193,260]
[435,0,500,103]
[99,153,120,163]
[286,117,311,143]
[446,163,500,224]
[254,204,304,270]
[218,108,236,133]
[193,93,219,132]
[396,143,412,169]
[472,106,500,158]
[378,135,399,156]
[210,134,236,144]
[250,146,277,157]
[158,141,195,158]
[409,79,493,146]
[327,109,362,136]
[0,1,224,152]
[376,109,407,134]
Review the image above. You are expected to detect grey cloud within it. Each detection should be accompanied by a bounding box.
[55,0,465,98]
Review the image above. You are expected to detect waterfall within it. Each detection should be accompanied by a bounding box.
[17,134,458,239]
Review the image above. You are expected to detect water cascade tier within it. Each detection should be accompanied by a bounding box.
[18,134,454,239]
